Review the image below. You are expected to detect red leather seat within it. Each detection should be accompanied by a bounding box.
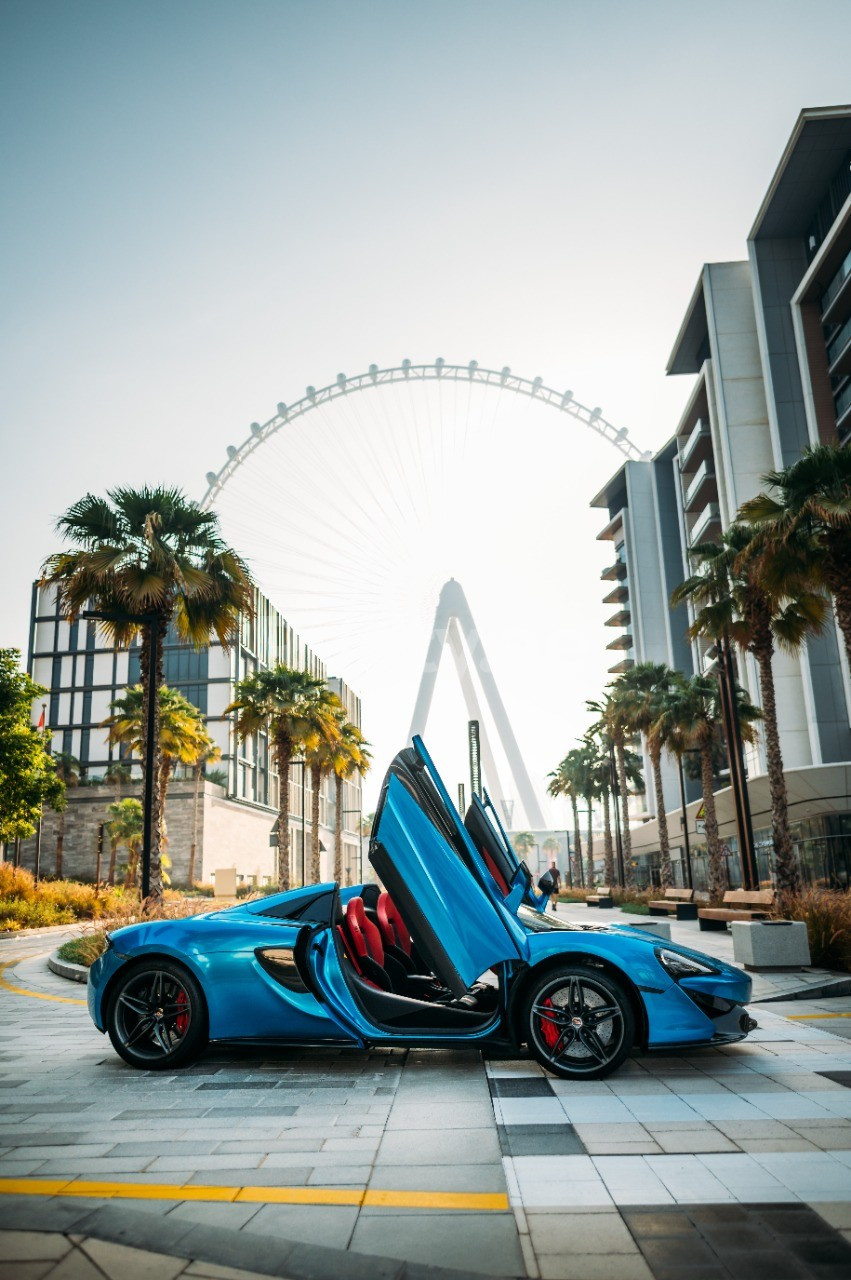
[377,892,412,957]
[338,896,391,990]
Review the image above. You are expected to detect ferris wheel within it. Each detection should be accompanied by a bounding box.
[200,360,649,822]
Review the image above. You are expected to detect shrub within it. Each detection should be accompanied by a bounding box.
[0,864,138,930]
[57,934,106,966]
[776,889,851,972]
[618,901,650,915]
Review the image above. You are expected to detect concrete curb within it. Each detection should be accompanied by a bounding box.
[47,949,89,984]
[753,976,851,1003]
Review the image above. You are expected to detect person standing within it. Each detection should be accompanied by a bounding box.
[549,861,561,912]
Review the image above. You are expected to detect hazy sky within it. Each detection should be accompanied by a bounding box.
[3,1,851,818]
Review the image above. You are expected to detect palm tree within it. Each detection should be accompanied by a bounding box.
[227,666,329,892]
[739,443,851,666]
[103,686,212,872]
[41,486,253,911]
[103,762,131,885]
[655,674,761,901]
[188,739,222,888]
[106,797,144,889]
[583,729,615,886]
[303,689,346,884]
[547,753,583,886]
[330,721,371,886]
[587,694,639,888]
[52,753,80,877]
[615,663,680,888]
[672,524,827,894]
[512,831,537,863]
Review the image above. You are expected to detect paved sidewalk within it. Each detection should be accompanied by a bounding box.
[4,922,851,1278]
[0,1228,283,1280]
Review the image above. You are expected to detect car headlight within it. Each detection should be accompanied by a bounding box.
[655,947,718,979]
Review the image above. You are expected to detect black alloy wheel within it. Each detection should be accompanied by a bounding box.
[524,965,634,1079]
[106,960,208,1069]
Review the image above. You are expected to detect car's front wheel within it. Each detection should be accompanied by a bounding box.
[523,965,634,1079]
[106,960,208,1070]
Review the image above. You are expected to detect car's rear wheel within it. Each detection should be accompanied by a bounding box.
[523,965,634,1080]
[106,960,208,1070]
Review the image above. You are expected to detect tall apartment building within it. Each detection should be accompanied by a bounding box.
[590,106,851,889]
[23,582,364,888]
[591,448,697,821]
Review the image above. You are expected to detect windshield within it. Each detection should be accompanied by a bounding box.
[517,904,610,933]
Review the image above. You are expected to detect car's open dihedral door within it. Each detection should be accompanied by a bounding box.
[370,753,528,998]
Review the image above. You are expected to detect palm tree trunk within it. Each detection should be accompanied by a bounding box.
[753,643,799,894]
[188,762,201,888]
[334,774,344,885]
[570,795,583,887]
[108,839,118,886]
[602,789,614,887]
[275,742,292,892]
[139,618,165,913]
[827,547,851,672]
[700,739,726,901]
[616,737,634,889]
[585,798,594,888]
[309,764,322,884]
[55,811,64,878]
[650,742,673,888]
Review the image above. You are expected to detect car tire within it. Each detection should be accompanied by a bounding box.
[106,959,208,1070]
[523,964,634,1080]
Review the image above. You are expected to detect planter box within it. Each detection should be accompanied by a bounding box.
[731,920,811,970]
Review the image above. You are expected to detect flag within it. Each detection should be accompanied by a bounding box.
[36,707,45,731]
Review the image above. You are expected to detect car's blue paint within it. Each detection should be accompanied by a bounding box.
[87,740,754,1065]
[376,771,527,988]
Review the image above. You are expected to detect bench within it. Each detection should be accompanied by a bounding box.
[586,887,614,909]
[648,887,697,920]
[698,889,775,931]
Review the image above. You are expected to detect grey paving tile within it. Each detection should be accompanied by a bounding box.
[366,1163,509,1193]
[240,1202,359,1250]
[349,1210,524,1276]
[375,1127,501,1165]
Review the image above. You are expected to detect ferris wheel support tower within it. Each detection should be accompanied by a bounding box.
[408,578,545,828]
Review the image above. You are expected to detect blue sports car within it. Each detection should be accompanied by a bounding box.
[88,737,755,1079]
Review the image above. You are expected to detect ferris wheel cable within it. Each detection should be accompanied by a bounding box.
[397,377,434,528]
[216,499,399,588]
[366,374,430,527]
[224,417,409,567]
[337,381,419,537]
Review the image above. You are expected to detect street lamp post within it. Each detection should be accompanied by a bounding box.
[83,609,158,900]
[676,755,694,890]
[609,744,625,888]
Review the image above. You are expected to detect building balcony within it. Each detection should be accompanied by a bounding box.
[689,501,722,546]
[601,560,627,582]
[827,313,851,377]
[602,583,629,605]
[608,657,635,675]
[836,378,851,442]
[821,246,851,326]
[596,509,625,542]
[605,609,631,628]
[678,417,712,472]
[606,633,633,651]
[683,459,718,513]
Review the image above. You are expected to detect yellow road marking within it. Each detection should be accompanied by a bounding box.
[0,959,86,1006]
[0,1177,508,1211]
[785,1011,851,1020]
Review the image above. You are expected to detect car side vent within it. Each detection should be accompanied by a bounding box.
[255,947,310,993]
[259,890,334,924]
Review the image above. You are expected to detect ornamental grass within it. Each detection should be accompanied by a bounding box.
[775,887,851,972]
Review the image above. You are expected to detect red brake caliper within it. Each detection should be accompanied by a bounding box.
[539,996,560,1050]
[175,990,189,1036]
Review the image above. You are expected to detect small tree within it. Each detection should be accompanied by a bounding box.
[104,762,131,885]
[52,752,80,877]
[106,797,144,889]
[0,650,64,848]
